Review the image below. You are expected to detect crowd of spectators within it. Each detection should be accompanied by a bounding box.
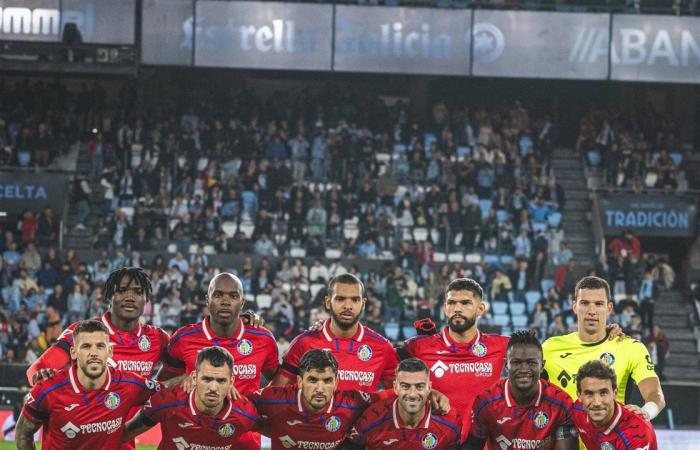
[0,80,104,168]
[576,106,687,191]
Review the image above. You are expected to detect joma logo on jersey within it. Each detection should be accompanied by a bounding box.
[430,360,493,378]
[357,344,373,361]
[600,352,615,366]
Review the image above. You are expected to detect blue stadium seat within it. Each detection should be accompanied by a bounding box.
[385,323,400,341]
[457,146,472,158]
[501,327,512,336]
[484,254,499,265]
[519,135,533,156]
[548,212,562,228]
[541,279,555,293]
[402,326,417,340]
[479,200,492,219]
[510,302,526,316]
[532,222,547,233]
[587,150,602,167]
[511,314,528,328]
[491,301,509,315]
[500,255,514,266]
[493,314,510,327]
[670,152,683,166]
[424,133,437,154]
[525,291,541,312]
[496,209,509,223]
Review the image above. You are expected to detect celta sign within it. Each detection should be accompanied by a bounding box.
[0,172,69,215]
[0,0,135,44]
[599,194,698,238]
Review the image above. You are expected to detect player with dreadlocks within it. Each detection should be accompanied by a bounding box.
[26,266,171,450]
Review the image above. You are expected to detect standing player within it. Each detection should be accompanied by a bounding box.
[543,277,665,423]
[251,349,381,450]
[27,267,169,383]
[402,278,509,434]
[271,273,399,391]
[348,358,463,450]
[464,331,578,450]
[572,360,658,450]
[15,320,162,450]
[123,346,259,449]
[160,272,278,450]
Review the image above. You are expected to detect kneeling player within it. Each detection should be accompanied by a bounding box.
[124,346,259,449]
[465,331,578,450]
[16,320,161,450]
[348,358,462,450]
[572,360,658,450]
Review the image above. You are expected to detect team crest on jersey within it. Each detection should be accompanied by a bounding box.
[325,416,341,432]
[104,392,121,410]
[600,352,615,366]
[357,344,373,361]
[138,335,151,352]
[218,423,235,437]
[237,339,253,356]
[421,432,439,449]
[533,411,549,429]
[600,443,615,450]
[471,342,488,357]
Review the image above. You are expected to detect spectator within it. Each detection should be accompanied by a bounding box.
[645,324,670,381]
[254,233,278,257]
[36,207,59,247]
[73,175,92,230]
[552,241,574,266]
[490,269,512,301]
[309,259,329,284]
[638,270,658,331]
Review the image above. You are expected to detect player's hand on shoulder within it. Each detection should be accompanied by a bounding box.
[241,310,265,328]
[414,318,437,336]
[624,404,651,421]
[32,368,56,385]
[181,372,195,393]
[309,319,324,332]
[429,389,451,415]
[229,384,242,401]
[606,323,626,341]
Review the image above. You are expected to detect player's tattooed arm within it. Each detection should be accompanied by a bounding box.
[15,414,40,450]
[123,411,155,442]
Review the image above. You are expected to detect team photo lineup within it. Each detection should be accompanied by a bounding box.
[3,0,700,449]
[14,270,663,450]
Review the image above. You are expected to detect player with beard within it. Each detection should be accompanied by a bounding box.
[160,272,278,450]
[25,267,171,450]
[401,278,510,435]
[271,273,400,391]
[16,320,161,450]
[465,331,578,450]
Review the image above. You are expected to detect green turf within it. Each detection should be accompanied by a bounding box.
[0,443,157,450]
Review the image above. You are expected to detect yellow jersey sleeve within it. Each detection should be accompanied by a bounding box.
[626,338,658,383]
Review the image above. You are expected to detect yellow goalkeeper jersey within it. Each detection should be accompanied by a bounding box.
[542,332,658,404]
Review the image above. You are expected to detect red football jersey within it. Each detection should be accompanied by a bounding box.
[470,379,575,450]
[140,385,258,450]
[21,365,161,450]
[250,385,375,450]
[163,317,278,450]
[280,320,399,391]
[57,312,170,377]
[403,328,508,432]
[571,401,658,450]
[349,398,462,450]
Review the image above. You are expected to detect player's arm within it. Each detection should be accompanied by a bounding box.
[269,371,293,386]
[158,341,186,381]
[26,339,71,385]
[123,410,157,442]
[628,376,666,420]
[459,436,486,450]
[15,413,41,450]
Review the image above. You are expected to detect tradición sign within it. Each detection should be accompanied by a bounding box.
[599,194,698,237]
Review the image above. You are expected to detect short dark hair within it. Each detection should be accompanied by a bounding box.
[73,319,109,339]
[298,349,338,376]
[574,276,611,304]
[445,278,483,300]
[328,273,366,298]
[576,360,617,392]
[104,267,153,302]
[396,358,429,376]
[196,346,234,373]
[507,330,542,355]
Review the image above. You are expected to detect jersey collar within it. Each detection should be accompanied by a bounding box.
[322,319,364,343]
[296,387,335,414]
[392,398,431,429]
[504,379,542,408]
[68,364,112,393]
[202,317,245,341]
[587,402,623,435]
[102,312,143,337]
[441,327,481,350]
[188,389,233,420]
